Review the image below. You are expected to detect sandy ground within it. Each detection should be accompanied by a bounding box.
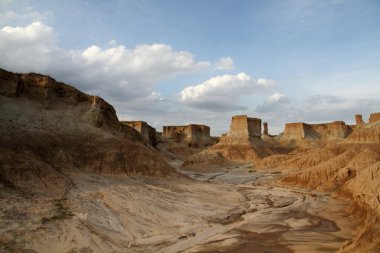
[0,163,357,253]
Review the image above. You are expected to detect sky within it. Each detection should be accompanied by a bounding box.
[1,0,379,135]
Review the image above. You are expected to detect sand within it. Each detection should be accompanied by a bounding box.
[0,163,357,253]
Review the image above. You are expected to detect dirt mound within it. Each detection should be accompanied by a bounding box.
[181,150,231,170]
[0,69,174,195]
[209,143,270,163]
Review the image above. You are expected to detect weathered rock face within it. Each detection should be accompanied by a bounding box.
[345,125,380,144]
[257,141,380,252]
[219,115,262,145]
[0,69,174,195]
[355,114,364,126]
[230,115,261,138]
[282,121,351,140]
[122,121,157,146]
[263,122,268,135]
[369,112,380,123]
[283,123,307,139]
[0,69,140,139]
[206,115,273,162]
[316,121,351,138]
[162,124,211,147]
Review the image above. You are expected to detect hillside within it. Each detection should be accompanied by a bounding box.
[0,69,174,195]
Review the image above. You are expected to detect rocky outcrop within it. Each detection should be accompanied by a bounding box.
[282,121,351,140]
[369,112,380,123]
[263,122,268,135]
[204,115,273,163]
[162,124,211,148]
[0,69,141,139]
[344,124,380,144]
[230,114,261,137]
[0,69,174,195]
[355,114,364,126]
[218,115,261,145]
[282,123,308,139]
[121,121,157,146]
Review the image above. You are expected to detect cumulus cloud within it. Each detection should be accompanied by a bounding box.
[0,21,212,102]
[0,9,51,26]
[215,57,234,70]
[257,78,276,88]
[180,73,276,111]
[267,92,286,102]
[180,73,254,111]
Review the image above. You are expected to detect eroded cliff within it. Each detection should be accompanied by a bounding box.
[162,124,211,148]
[0,69,174,195]
[121,121,158,146]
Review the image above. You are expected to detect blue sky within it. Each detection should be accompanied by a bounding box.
[1,0,379,134]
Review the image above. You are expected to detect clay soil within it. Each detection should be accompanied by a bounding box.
[1,162,357,253]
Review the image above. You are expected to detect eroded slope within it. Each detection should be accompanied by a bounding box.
[0,69,174,196]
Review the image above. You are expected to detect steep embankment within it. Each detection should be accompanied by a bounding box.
[256,123,380,252]
[0,69,174,195]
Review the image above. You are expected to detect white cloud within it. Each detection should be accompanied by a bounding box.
[0,9,51,26]
[180,73,253,110]
[181,73,252,100]
[1,21,54,43]
[180,73,276,111]
[267,92,285,103]
[215,57,234,70]
[0,22,212,102]
[257,78,276,88]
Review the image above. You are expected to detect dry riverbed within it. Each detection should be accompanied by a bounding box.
[0,163,356,253]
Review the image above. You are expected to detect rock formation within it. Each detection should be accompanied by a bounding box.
[263,122,268,135]
[162,124,211,147]
[344,123,380,144]
[282,121,351,140]
[0,69,174,195]
[230,115,261,137]
[184,115,272,166]
[282,122,308,139]
[218,115,261,145]
[369,112,380,123]
[355,114,364,126]
[121,121,158,146]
